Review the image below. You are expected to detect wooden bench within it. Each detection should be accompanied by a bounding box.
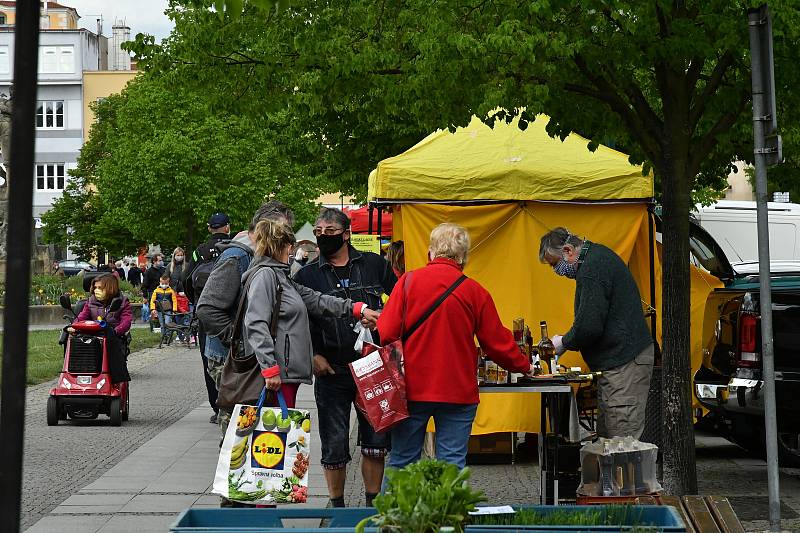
[635,495,745,533]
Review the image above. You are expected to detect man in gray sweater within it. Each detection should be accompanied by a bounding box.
[196,201,295,435]
[539,227,654,439]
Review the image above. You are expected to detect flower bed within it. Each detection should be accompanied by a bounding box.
[0,274,145,306]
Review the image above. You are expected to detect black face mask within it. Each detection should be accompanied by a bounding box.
[317,233,345,258]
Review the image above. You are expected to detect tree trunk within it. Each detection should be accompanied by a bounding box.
[659,157,698,495]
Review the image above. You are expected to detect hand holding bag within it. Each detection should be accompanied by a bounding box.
[349,272,468,433]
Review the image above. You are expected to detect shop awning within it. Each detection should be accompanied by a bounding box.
[368,115,652,203]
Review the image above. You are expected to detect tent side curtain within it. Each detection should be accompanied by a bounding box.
[395,202,721,434]
[368,116,653,203]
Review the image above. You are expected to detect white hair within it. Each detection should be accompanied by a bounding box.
[429,223,471,265]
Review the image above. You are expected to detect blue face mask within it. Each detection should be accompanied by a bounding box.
[553,257,578,279]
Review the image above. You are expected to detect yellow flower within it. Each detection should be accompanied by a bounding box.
[38,289,44,293]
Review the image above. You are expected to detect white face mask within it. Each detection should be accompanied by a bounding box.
[174,255,184,263]
[160,283,169,289]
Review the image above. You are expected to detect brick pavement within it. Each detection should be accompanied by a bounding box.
[19,341,209,531]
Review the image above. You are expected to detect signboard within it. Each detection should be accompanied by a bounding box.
[350,234,381,254]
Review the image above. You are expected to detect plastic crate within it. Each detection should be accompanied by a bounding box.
[171,505,686,532]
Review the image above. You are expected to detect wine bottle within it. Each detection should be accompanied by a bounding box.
[538,321,556,374]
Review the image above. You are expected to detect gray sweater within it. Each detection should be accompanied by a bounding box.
[242,256,355,384]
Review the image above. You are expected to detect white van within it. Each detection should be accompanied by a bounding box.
[693,200,800,264]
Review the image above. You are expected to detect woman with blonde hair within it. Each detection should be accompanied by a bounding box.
[236,219,380,408]
[377,223,534,469]
[166,246,187,291]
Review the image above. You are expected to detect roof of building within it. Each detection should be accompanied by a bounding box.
[0,2,79,12]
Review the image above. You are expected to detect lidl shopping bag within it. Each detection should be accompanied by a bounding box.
[213,388,311,504]
[349,340,409,433]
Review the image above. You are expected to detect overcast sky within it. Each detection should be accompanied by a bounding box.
[63,0,174,42]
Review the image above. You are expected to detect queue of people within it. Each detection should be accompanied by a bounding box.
[72,200,652,509]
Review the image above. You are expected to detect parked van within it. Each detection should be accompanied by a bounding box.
[693,200,800,264]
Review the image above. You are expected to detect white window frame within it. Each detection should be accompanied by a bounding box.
[0,46,8,74]
[35,163,66,191]
[36,100,65,129]
[38,46,75,74]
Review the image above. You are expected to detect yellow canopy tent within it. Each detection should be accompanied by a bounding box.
[367,115,720,435]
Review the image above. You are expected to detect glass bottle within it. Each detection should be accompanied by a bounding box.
[530,347,543,376]
[538,321,556,374]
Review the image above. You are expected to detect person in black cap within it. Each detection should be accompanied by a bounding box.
[185,213,231,423]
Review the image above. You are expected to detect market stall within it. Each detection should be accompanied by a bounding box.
[367,114,719,435]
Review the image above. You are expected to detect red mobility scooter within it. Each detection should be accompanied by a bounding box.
[47,283,130,426]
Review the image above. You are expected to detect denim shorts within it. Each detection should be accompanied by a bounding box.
[314,364,390,469]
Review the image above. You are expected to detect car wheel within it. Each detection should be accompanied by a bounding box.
[46,396,59,426]
[109,398,122,426]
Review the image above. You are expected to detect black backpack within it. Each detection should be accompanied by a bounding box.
[190,242,222,299]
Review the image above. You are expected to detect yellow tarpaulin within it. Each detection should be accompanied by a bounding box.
[369,115,653,202]
[370,114,720,435]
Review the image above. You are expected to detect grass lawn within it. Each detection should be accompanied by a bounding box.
[0,328,162,385]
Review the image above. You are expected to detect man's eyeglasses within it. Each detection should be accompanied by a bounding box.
[313,227,346,237]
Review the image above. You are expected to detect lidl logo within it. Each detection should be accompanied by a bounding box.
[251,431,286,469]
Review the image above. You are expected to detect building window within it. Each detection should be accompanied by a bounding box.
[36,101,64,129]
[35,163,66,190]
[0,13,6,25]
[0,46,8,74]
[39,46,75,74]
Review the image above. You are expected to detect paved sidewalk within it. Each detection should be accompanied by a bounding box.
[25,385,329,532]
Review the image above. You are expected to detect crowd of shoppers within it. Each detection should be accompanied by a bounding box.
[74,200,651,510]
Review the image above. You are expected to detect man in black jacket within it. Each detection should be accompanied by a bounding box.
[294,208,396,508]
[184,212,231,424]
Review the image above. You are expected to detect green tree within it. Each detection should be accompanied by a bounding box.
[43,73,328,257]
[128,0,800,493]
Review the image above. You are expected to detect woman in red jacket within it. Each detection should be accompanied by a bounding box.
[377,223,534,470]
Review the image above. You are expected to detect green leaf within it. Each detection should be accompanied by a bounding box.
[227,0,243,19]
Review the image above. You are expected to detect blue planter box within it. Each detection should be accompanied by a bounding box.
[171,505,685,532]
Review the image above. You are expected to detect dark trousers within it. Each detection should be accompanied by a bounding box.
[198,322,218,414]
[106,331,130,384]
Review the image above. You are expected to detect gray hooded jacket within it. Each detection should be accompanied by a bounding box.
[242,256,355,384]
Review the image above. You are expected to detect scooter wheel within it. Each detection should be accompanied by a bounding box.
[122,386,129,421]
[109,398,122,426]
[47,396,59,426]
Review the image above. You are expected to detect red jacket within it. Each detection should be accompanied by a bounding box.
[377,258,530,404]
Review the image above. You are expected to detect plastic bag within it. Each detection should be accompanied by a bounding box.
[353,322,374,353]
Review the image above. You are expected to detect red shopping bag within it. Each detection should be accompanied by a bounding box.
[349,340,408,433]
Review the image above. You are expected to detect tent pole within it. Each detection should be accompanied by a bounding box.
[377,207,383,237]
[647,204,657,347]
[368,205,374,235]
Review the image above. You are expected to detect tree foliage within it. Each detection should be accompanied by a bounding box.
[43,73,328,257]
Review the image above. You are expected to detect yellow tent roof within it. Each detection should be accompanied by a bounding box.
[368,115,653,202]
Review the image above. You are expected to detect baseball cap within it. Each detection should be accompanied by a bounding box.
[207,213,230,229]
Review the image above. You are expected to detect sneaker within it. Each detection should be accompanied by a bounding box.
[209,413,218,424]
